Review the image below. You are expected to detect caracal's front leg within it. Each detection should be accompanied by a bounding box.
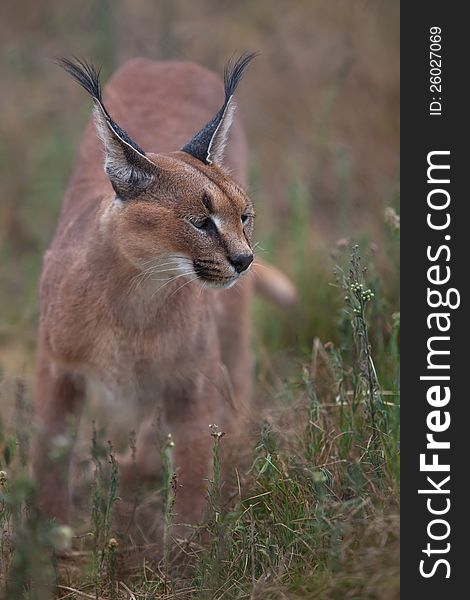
[32,352,85,523]
[163,374,223,528]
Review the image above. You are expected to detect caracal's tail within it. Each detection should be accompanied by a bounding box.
[252,260,297,308]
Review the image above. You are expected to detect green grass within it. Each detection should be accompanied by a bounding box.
[0,232,400,598]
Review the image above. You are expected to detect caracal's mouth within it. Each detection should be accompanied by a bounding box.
[195,273,240,289]
[192,258,254,289]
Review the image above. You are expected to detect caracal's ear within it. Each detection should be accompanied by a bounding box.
[182,52,258,168]
[57,57,156,199]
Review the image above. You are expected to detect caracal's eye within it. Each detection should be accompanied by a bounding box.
[191,217,211,231]
[241,213,249,225]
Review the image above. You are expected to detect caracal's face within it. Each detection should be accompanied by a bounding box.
[106,151,255,289]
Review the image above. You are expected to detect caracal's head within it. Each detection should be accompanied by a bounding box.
[59,55,257,288]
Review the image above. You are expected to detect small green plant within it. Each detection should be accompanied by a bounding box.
[2,472,56,600]
[160,431,176,591]
[335,245,387,434]
[0,467,11,583]
[199,424,226,593]
[207,424,225,531]
[90,426,120,598]
[107,537,118,600]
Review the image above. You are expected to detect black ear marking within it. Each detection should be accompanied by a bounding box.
[57,57,148,157]
[181,52,258,166]
[57,57,155,198]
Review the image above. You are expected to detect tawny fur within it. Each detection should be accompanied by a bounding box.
[33,58,290,527]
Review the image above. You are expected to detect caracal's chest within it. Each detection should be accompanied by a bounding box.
[81,326,160,408]
[79,299,219,410]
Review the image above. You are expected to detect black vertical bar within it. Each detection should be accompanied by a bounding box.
[402,3,468,596]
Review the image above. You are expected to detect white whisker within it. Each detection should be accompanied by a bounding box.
[151,271,193,298]
[167,275,199,300]
[129,254,195,295]
[253,260,275,272]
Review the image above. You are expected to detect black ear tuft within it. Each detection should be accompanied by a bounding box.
[182,52,258,165]
[57,56,155,198]
[56,57,103,104]
[223,52,259,100]
[57,56,147,157]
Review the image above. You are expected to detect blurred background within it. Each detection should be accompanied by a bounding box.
[0,0,399,392]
